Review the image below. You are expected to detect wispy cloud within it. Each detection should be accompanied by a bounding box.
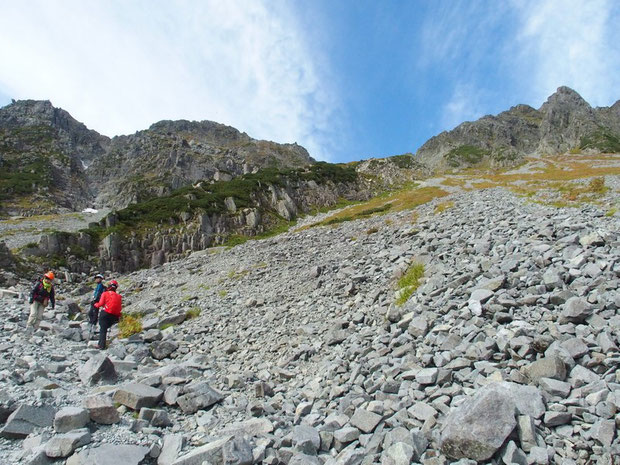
[0,0,337,160]
[513,0,620,107]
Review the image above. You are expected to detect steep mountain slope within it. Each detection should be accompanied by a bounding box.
[416,87,620,170]
[89,119,314,209]
[0,171,618,464]
[0,100,109,212]
[0,101,314,214]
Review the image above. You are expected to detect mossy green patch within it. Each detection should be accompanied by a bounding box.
[445,145,490,167]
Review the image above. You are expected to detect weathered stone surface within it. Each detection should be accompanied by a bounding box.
[82,395,120,424]
[158,434,185,465]
[78,353,117,385]
[0,405,56,439]
[170,436,231,465]
[292,425,321,455]
[525,356,567,382]
[113,383,163,410]
[53,406,90,433]
[176,382,223,414]
[44,428,91,458]
[66,444,150,465]
[558,297,592,323]
[150,340,179,360]
[350,408,382,434]
[440,384,517,461]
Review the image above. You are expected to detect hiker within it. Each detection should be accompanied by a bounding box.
[88,274,106,327]
[93,279,122,349]
[27,271,55,331]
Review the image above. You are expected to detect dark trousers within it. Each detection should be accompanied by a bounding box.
[98,311,119,349]
[88,303,99,325]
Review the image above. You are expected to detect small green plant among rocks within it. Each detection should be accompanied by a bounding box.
[118,314,143,338]
[395,262,425,306]
[186,307,201,319]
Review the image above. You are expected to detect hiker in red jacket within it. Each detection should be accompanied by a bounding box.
[94,280,122,349]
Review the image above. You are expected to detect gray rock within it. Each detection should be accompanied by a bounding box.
[138,407,172,427]
[289,454,321,465]
[590,420,616,447]
[543,411,572,426]
[222,436,253,465]
[440,383,517,461]
[53,406,90,433]
[66,444,149,465]
[349,408,382,434]
[384,442,414,465]
[176,382,223,414]
[525,356,567,382]
[219,418,274,437]
[528,446,549,465]
[292,425,321,455]
[516,415,537,452]
[78,353,117,385]
[333,427,360,444]
[44,428,91,458]
[559,297,592,323]
[113,383,163,410]
[0,404,56,439]
[501,440,527,465]
[569,365,600,387]
[158,434,185,465]
[82,395,120,424]
[150,340,179,360]
[171,436,231,465]
[538,378,571,397]
[416,367,438,385]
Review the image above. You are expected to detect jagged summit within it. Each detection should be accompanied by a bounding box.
[415,86,620,170]
[0,100,314,213]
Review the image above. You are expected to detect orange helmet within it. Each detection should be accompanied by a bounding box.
[44,271,55,280]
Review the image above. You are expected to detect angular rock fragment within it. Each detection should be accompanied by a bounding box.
[113,383,164,410]
[53,406,90,433]
[82,394,120,424]
[78,352,117,386]
[440,384,517,461]
[0,404,56,439]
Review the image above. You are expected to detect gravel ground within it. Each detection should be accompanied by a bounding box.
[0,209,110,250]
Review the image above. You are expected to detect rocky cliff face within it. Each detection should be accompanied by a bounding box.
[0,101,314,214]
[89,120,314,209]
[33,166,371,273]
[0,100,109,213]
[416,87,620,170]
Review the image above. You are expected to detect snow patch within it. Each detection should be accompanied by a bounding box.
[82,208,98,213]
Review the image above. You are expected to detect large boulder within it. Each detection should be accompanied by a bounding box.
[0,404,56,439]
[440,383,518,461]
[113,383,163,410]
[66,444,149,465]
[78,353,117,386]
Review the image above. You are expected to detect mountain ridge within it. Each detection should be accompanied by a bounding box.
[415,86,620,169]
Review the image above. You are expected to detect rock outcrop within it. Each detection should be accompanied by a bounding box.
[416,86,620,170]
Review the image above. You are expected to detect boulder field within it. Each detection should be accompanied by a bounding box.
[0,184,618,464]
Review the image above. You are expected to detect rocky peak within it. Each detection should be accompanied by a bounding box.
[415,86,620,170]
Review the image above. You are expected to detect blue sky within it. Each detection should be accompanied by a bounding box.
[1,0,618,162]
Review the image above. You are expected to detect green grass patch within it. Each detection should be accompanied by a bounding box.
[445,145,490,167]
[396,263,425,306]
[580,128,620,153]
[186,307,201,319]
[118,314,143,338]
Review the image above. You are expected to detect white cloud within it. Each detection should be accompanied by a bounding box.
[513,0,620,107]
[440,84,487,131]
[0,0,337,160]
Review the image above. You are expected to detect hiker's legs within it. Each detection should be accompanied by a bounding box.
[98,311,118,349]
[88,304,99,325]
[27,301,45,329]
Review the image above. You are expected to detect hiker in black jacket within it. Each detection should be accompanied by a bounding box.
[27,271,55,331]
